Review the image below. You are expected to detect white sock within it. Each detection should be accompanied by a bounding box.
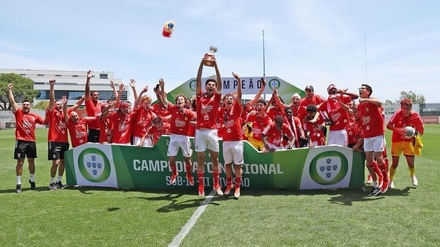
[17,176,22,185]
[30,174,35,182]
[50,177,55,183]
[57,176,63,183]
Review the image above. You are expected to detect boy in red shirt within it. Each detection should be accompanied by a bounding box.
[386,98,424,188]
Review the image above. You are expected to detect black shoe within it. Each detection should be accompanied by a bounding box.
[49,183,58,191]
[29,180,36,190]
[57,181,67,189]
[368,187,381,196]
[16,184,22,193]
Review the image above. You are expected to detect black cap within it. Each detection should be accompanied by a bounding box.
[305,85,314,91]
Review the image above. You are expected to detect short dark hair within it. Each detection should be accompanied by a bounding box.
[205,79,216,86]
[306,104,317,112]
[22,99,31,104]
[257,98,267,106]
[361,84,373,96]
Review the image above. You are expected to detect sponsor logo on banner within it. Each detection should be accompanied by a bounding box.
[72,143,118,187]
[300,146,352,190]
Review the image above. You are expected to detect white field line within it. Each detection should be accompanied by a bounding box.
[168,190,216,247]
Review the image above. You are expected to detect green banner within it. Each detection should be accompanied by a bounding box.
[65,137,365,190]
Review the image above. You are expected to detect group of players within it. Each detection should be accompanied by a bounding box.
[9,55,424,197]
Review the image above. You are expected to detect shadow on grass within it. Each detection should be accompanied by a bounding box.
[328,186,413,206]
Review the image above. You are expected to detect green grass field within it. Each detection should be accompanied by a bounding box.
[1,127,440,247]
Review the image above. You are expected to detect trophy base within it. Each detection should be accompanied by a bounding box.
[203,53,216,67]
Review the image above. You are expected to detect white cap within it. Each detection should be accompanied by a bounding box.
[291,93,301,99]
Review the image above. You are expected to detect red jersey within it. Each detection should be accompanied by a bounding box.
[283,115,301,147]
[196,92,221,129]
[357,101,384,138]
[46,107,68,142]
[167,102,197,136]
[303,115,326,146]
[152,103,171,123]
[245,113,272,142]
[67,117,95,147]
[97,114,112,143]
[267,107,285,121]
[220,102,243,142]
[108,111,134,144]
[132,107,157,138]
[13,109,44,142]
[146,122,171,145]
[388,109,424,142]
[318,95,351,131]
[85,99,102,130]
[300,95,325,108]
[262,122,293,148]
[346,117,362,145]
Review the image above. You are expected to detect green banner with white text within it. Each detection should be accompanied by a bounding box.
[65,136,365,190]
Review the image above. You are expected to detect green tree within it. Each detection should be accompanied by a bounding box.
[0,73,39,109]
[399,91,425,104]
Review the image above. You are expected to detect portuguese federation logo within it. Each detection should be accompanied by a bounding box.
[309,151,348,185]
[268,79,281,91]
[77,148,111,183]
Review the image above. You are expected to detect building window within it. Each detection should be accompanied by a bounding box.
[100,74,108,79]
[37,74,44,76]
[55,74,62,77]
[72,75,79,77]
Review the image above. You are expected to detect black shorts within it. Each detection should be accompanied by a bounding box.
[48,142,70,160]
[88,129,100,143]
[14,140,37,159]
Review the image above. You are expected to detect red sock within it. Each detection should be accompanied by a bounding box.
[170,163,177,175]
[226,177,232,186]
[370,161,382,180]
[378,161,389,182]
[185,161,192,177]
[213,170,220,188]
[197,171,204,187]
[235,177,241,188]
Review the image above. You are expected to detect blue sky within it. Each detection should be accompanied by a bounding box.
[1,0,439,102]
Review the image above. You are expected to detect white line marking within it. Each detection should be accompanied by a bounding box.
[168,190,216,247]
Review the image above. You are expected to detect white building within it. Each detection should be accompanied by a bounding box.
[0,68,127,106]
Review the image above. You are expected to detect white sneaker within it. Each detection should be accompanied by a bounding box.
[389,181,395,189]
[366,175,373,184]
[214,186,224,196]
[411,176,418,186]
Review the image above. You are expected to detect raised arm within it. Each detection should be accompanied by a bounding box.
[129,79,138,104]
[110,80,118,100]
[133,85,148,109]
[7,83,18,113]
[84,70,92,101]
[62,96,69,123]
[157,78,168,108]
[214,61,222,92]
[232,72,242,105]
[48,79,56,110]
[71,95,85,112]
[115,83,124,106]
[247,77,266,106]
[196,59,204,94]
